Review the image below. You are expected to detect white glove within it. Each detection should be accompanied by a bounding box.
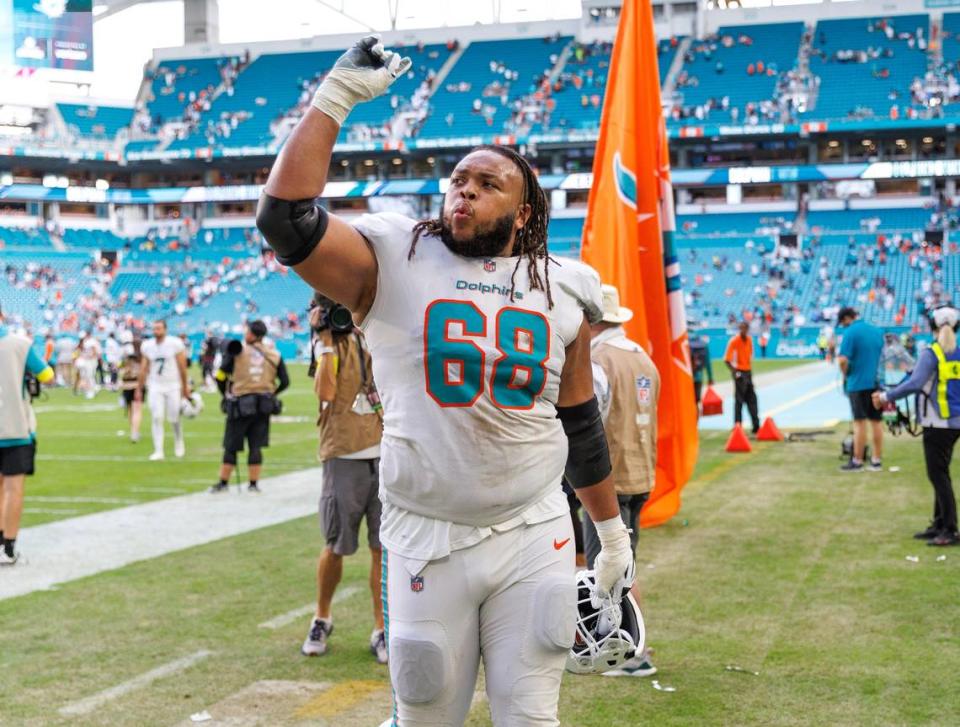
[592,516,635,607]
[312,35,412,125]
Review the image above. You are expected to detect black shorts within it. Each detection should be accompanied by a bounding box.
[122,389,137,407]
[223,414,270,453]
[0,442,36,476]
[849,389,882,421]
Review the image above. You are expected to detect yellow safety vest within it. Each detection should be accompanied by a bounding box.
[930,342,960,419]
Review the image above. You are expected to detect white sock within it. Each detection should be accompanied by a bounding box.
[152,418,164,454]
[172,421,183,448]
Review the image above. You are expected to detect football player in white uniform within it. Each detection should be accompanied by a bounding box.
[138,320,191,461]
[256,37,634,727]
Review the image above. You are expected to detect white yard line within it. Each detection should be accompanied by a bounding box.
[25,508,82,515]
[2,467,323,601]
[129,486,188,494]
[28,496,140,505]
[258,585,363,630]
[58,650,213,717]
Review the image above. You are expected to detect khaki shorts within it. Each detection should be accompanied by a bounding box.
[320,457,381,555]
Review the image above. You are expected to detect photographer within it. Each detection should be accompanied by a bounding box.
[301,295,386,665]
[210,320,289,494]
[0,305,54,565]
[874,306,960,547]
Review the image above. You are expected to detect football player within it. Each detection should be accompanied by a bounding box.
[138,320,191,461]
[256,37,634,726]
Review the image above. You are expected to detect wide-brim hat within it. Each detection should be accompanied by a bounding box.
[600,284,633,324]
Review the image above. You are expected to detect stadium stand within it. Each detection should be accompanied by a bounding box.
[146,56,234,126]
[57,103,133,140]
[418,36,571,138]
[0,225,54,250]
[670,22,805,124]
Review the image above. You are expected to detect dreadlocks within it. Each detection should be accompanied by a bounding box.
[409,144,553,307]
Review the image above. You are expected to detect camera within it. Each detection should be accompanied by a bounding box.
[24,372,42,401]
[311,295,354,335]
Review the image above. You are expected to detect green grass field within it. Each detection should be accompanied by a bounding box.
[2,362,958,726]
[709,357,819,385]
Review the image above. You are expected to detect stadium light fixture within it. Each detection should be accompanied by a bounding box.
[392,158,403,165]
[95,179,110,191]
[827,140,839,148]
[861,139,873,147]
[363,159,375,166]
[923,136,934,144]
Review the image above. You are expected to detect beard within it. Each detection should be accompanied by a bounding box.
[439,212,516,258]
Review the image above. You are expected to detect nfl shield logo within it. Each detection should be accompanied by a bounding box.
[410,576,425,593]
[636,376,651,403]
[483,259,496,273]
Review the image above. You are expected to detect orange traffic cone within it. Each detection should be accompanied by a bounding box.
[757,417,784,442]
[725,423,752,453]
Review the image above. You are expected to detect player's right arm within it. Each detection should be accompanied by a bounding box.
[258,37,411,320]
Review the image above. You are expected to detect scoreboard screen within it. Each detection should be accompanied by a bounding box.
[0,0,93,73]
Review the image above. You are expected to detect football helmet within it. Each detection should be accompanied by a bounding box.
[566,569,645,675]
[180,391,204,418]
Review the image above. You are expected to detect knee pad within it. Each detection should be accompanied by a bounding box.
[530,573,576,652]
[247,447,263,466]
[222,451,238,466]
[389,626,446,705]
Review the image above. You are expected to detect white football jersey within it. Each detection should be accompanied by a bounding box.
[355,212,601,527]
[142,336,185,392]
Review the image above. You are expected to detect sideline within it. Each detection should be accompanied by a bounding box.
[1,468,323,602]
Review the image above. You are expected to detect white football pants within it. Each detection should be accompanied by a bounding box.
[384,514,576,726]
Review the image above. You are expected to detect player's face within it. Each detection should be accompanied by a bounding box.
[153,322,166,340]
[441,150,531,258]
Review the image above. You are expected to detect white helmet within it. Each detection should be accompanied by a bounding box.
[180,391,204,418]
[566,570,645,675]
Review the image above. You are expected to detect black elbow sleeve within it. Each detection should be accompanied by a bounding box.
[256,192,330,267]
[557,396,612,489]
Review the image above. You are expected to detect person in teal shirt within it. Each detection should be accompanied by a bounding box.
[837,307,884,472]
[0,307,54,565]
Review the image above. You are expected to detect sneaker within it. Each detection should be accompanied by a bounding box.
[914,524,942,540]
[130,434,140,443]
[301,618,333,656]
[370,628,388,664]
[247,483,261,493]
[174,441,185,458]
[148,451,165,461]
[0,549,20,566]
[209,482,229,494]
[867,460,883,472]
[927,531,960,547]
[603,647,657,677]
[840,460,864,472]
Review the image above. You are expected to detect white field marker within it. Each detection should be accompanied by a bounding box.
[58,650,213,717]
[258,585,363,630]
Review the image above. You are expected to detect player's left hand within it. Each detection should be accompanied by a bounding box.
[592,518,634,606]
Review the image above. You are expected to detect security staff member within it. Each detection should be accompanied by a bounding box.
[211,320,289,493]
[301,296,386,665]
[874,306,960,547]
[581,284,660,677]
[0,305,54,565]
[725,321,761,435]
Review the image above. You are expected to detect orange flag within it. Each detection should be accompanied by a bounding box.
[581,0,698,527]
